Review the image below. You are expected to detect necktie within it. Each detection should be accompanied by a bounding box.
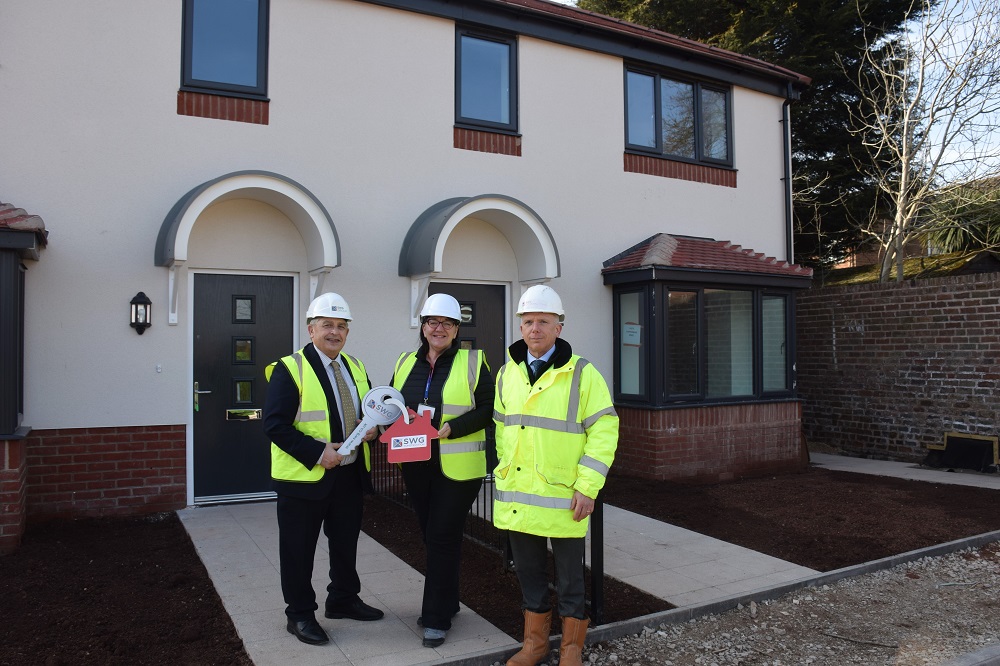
[529,359,545,384]
[331,360,358,464]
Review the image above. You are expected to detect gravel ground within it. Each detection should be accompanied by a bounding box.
[497,541,1000,666]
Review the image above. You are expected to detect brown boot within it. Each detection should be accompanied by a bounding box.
[559,616,589,666]
[506,609,552,666]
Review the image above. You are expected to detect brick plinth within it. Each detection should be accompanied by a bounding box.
[24,425,187,521]
[0,439,27,554]
[614,402,805,483]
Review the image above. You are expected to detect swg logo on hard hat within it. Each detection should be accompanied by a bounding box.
[366,398,377,409]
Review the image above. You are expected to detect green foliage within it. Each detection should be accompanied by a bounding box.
[924,182,1000,252]
[578,0,917,266]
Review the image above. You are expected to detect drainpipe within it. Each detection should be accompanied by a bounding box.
[782,82,795,265]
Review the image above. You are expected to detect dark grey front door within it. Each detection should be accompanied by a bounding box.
[193,274,293,501]
[428,282,506,376]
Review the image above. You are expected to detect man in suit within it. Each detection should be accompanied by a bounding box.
[263,292,383,646]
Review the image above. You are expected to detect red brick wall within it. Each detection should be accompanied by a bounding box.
[177,91,269,125]
[615,401,806,483]
[24,425,187,521]
[623,153,737,187]
[453,127,522,156]
[796,273,1000,460]
[0,439,27,554]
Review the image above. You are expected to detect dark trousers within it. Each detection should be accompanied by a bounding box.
[508,530,587,620]
[276,465,363,621]
[401,459,483,631]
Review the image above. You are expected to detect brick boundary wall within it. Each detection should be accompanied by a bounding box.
[23,425,187,521]
[0,439,28,554]
[615,401,806,483]
[796,273,1000,461]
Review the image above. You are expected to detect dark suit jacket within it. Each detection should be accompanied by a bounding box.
[263,343,369,499]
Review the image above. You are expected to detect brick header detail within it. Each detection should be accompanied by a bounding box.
[24,425,187,521]
[177,91,269,125]
[615,401,804,483]
[624,153,737,187]
[796,273,1000,461]
[454,127,522,156]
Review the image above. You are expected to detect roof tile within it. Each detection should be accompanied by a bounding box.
[602,233,812,277]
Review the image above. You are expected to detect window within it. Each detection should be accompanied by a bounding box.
[456,28,517,133]
[613,285,794,405]
[625,68,732,166]
[617,290,648,398]
[182,0,269,99]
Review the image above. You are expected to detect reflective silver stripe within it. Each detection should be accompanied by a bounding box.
[394,352,411,379]
[494,489,574,510]
[298,410,326,422]
[566,359,589,422]
[291,352,306,422]
[495,413,585,434]
[493,408,505,422]
[582,406,618,429]
[579,455,610,477]
[442,403,472,415]
[467,350,479,410]
[440,440,486,454]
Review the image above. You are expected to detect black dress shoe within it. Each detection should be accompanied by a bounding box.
[324,598,384,621]
[286,618,329,645]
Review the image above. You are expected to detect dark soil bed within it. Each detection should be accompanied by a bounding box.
[4,463,1000,664]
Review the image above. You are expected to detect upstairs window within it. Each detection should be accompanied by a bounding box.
[625,68,732,167]
[456,28,518,133]
[182,0,269,99]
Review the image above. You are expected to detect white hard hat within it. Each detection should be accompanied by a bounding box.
[420,293,462,322]
[306,292,352,321]
[516,285,564,322]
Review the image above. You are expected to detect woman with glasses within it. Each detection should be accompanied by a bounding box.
[389,292,494,648]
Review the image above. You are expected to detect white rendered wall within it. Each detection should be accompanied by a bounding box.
[1,0,794,429]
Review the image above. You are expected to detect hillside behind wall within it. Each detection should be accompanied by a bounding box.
[796,273,1000,461]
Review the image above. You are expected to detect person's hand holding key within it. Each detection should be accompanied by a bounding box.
[335,386,406,458]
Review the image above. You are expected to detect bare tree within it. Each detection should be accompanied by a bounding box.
[848,0,1000,281]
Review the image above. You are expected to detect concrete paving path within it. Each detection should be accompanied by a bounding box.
[179,452,1000,666]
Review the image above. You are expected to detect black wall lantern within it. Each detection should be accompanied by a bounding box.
[130,291,152,335]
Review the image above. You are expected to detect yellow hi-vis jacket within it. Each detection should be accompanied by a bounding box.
[392,349,488,481]
[265,348,372,482]
[492,349,618,538]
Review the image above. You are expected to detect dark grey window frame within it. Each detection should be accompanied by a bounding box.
[612,282,795,407]
[624,65,734,168]
[455,26,519,134]
[181,0,270,100]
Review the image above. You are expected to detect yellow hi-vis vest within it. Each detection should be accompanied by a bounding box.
[492,355,618,538]
[265,348,372,482]
[392,349,487,481]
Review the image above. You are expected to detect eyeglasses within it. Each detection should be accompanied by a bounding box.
[423,318,456,331]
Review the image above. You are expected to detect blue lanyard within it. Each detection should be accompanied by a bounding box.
[423,365,435,405]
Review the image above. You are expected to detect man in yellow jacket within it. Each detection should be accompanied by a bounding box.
[263,292,383,646]
[493,285,619,666]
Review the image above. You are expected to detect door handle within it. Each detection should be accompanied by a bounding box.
[194,381,212,411]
